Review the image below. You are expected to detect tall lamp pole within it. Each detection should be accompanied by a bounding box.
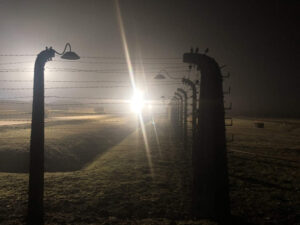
[170,97,177,125]
[182,78,197,154]
[177,88,188,151]
[173,96,180,126]
[153,69,183,127]
[174,92,183,129]
[183,49,230,220]
[28,43,79,225]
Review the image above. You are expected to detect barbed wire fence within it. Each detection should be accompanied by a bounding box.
[1,52,297,167]
[0,54,183,151]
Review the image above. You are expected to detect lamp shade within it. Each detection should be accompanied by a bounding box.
[61,51,80,60]
[154,74,166,80]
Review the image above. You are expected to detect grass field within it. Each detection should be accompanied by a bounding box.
[0,113,137,172]
[226,118,300,225]
[0,114,299,224]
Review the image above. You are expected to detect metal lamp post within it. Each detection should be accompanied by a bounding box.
[173,96,180,126]
[28,43,79,225]
[177,88,188,151]
[183,49,230,220]
[182,78,197,154]
[174,92,184,128]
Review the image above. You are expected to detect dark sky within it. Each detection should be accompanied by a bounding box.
[0,0,299,116]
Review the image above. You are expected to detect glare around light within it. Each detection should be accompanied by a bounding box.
[130,90,145,113]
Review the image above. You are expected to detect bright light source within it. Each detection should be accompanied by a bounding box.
[130,90,145,113]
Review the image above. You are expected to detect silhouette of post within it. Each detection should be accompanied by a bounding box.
[170,97,178,126]
[183,49,230,220]
[28,48,54,225]
[28,44,79,225]
[173,96,180,126]
[175,92,184,129]
[182,78,197,154]
[177,88,188,151]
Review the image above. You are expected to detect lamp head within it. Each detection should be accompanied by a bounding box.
[154,74,166,80]
[61,51,80,60]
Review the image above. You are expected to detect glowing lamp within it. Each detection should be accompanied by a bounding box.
[130,90,145,113]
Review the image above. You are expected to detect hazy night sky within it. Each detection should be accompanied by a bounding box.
[0,0,299,117]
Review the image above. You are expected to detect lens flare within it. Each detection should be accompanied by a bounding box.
[115,0,153,177]
[130,90,145,113]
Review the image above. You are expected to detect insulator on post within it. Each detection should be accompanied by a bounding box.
[225,117,233,126]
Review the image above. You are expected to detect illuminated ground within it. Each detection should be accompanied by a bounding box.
[0,115,299,224]
[0,114,136,172]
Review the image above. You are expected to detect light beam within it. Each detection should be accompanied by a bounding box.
[115,0,153,176]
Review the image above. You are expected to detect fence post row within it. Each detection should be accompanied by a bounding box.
[177,88,188,151]
[182,78,197,154]
[183,49,230,220]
